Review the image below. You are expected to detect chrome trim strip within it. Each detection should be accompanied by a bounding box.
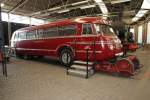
[16,34,98,41]
[76,50,102,53]
[16,48,56,51]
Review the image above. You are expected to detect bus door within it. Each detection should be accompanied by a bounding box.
[75,23,96,61]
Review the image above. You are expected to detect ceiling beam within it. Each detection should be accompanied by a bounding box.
[111,0,131,4]
[8,0,29,13]
[28,0,112,17]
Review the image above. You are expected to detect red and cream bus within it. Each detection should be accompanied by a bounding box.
[11,17,123,65]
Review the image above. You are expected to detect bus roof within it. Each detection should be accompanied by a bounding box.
[16,17,111,32]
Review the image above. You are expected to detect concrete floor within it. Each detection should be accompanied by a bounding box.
[0,49,150,100]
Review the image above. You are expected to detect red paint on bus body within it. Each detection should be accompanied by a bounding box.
[11,17,122,62]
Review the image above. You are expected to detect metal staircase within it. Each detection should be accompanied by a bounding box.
[66,46,96,78]
[67,60,95,78]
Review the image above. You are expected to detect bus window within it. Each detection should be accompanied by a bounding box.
[18,32,26,40]
[43,27,58,37]
[27,30,36,39]
[94,24,115,36]
[37,29,44,38]
[82,23,92,35]
[58,25,76,36]
[13,32,18,41]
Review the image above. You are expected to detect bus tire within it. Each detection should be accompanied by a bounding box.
[60,49,73,66]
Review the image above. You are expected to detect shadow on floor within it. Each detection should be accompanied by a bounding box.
[16,56,63,67]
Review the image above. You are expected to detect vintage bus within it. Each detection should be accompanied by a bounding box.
[11,17,123,65]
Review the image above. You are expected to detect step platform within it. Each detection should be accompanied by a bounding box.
[67,60,95,78]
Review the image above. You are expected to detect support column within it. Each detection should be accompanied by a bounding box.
[8,13,11,45]
[143,22,148,44]
[29,17,31,25]
[0,4,4,49]
[134,25,138,43]
[0,3,7,77]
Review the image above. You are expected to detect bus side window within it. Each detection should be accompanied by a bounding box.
[82,23,92,35]
[18,32,26,40]
[27,30,36,39]
[13,32,18,41]
[43,27,58,37]
[59,25,76,36]
[37,29,44,38]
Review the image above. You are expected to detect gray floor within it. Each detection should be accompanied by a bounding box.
[0,49,150,100]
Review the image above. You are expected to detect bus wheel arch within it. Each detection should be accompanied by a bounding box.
[57,46,74,66]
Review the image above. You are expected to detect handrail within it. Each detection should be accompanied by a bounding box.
[66,48,70,75]
[66,40,96,78]
[86,48,89,78]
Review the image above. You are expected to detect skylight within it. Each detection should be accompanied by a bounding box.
[94,0,108,19]
[132,0,150,22]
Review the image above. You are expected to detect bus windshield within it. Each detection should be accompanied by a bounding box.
[94,24,115,35]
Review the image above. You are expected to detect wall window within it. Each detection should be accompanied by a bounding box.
[130,28,134,36]
[58,25,76,36]
[82,23,92,35]
[138,25,143,43]
[147,21,150,44]
[130,28,135,40]
[18,32,26,40]
[27,30,36,39]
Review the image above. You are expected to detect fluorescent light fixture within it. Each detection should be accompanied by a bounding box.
[132,0,150,22]
[111,0,131,4]
[58,9,70,13]
[80,5,96,9]
[94,0,108,19]
[1,3,4,7]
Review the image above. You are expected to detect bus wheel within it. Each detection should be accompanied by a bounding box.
[60,49,73,66]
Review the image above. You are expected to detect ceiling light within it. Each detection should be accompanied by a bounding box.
[132,0,150,22]
[94,0,108,19]
[1,3,4,7]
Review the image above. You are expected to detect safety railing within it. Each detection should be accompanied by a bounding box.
[66,40,96,78]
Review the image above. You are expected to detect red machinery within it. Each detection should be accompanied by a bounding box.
[76,41,141,78]
[93,40,140,77]
[122,39,139,54]
[95,55,140,77]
